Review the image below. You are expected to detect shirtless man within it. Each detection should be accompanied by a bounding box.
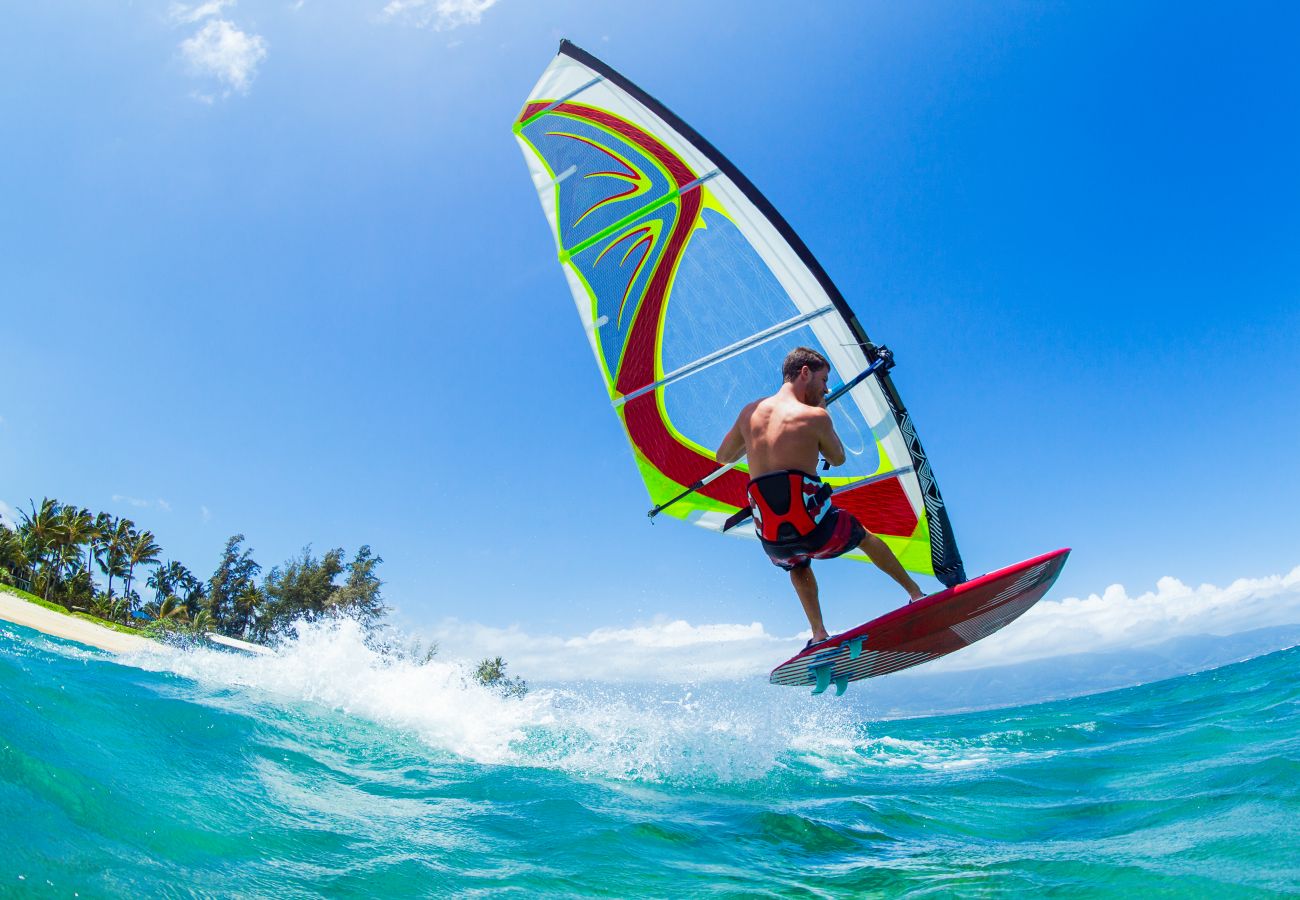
[715,346,925,648]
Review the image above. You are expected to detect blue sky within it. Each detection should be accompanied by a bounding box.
[3,1,1297,657]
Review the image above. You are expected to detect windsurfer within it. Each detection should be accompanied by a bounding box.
[715,347,925,646]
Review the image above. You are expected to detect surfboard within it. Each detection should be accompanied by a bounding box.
[770,549,1071,695]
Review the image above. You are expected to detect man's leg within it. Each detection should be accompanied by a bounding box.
[790,565,830,642]
[859,532,926,602]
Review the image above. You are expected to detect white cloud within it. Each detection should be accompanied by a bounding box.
[920,566,1300,674]
[0,500,17,531]
[381,0,499,30]
[201,505,213,523]
[112,495,173,512]
[420,564,1300,684]
[429,617,805,683]
[173,1,267,96]
[180,18,268,93]
[170,0,234,25]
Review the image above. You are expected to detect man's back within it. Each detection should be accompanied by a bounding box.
[741,388,843,477]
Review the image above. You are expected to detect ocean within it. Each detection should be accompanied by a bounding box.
[3,619,1297,897]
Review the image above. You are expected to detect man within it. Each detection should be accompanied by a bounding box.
[715,347,925,648]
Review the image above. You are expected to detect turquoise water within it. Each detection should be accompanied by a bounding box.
[3,620,1298,897]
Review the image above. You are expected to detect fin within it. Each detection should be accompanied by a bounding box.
[810,664,833,695]
[834,676,849,696]
[845,636,864,660]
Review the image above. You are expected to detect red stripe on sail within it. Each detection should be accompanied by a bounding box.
[831,477,919,538]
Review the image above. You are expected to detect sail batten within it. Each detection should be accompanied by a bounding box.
[615,305,836,406]
[515,40,966,586]
[519,76,605,128]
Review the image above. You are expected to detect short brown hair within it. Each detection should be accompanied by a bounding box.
[782,346,829,382]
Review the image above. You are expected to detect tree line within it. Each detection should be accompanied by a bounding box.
[1,496,527,694]
[0,497,383,643]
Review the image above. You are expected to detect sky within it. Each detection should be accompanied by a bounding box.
[2,1,1298,674]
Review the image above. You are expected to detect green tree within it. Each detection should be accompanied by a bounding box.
[207,535,260,637]
[58,506,95,578]
[122,529,161,609]
[147,560,189,605]
[61,568,95,607]
[232,582,264,638]
[99,517,132,601]
[258,546,344,640]
[333,545,386,627]
[475,657,528,698]
[19,498,68,601]
[88,511,113,591]
[144,595,188,623]
[0,526,26,581]
[180,569,206,618]
[54,506,97,605]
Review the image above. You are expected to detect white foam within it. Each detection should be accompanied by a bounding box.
[120,618,873,782]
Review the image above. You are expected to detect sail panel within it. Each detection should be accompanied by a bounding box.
[514,41,966,585]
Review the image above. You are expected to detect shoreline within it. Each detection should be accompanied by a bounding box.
[0,586,275,656]
[0,587,154,653]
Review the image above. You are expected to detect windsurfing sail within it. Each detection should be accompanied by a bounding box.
[513,40,966,587]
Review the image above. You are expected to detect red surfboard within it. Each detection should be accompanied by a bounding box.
[770,549,1071,695]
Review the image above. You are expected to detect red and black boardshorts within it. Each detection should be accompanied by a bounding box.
[747,470,868,571]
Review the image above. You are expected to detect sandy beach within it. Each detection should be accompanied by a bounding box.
[0,588,154,654]
[0,588,275,656]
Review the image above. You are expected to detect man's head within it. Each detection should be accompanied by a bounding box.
[782,346,829,382]
[782,346,831,406]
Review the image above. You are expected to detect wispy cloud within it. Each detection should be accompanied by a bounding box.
[0,500,17,532]
[201,505,213,523]
[380,0,499,30]
[171,0,234,24]
[422,564,1300,683]
[172,0,268,97]
[112,495,173,513]
[429,617,799,683]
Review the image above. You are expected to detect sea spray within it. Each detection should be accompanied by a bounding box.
[127,618,546,766]
[124,617,864,783]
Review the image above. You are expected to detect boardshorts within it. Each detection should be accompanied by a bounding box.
[747,470,868,571]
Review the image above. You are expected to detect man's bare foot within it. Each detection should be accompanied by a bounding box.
[908,590,926,604]
[805,634,831,650]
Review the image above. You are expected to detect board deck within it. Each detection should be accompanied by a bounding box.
[770,548,1071,695]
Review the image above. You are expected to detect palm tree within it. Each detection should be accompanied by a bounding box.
[89,592,128,623]
[182,574,206,620]
[122,529,162,608]
[144,595,188,623]
[19,498,69,601]
[99,517,132,600]
[88,511,113,590]
[0,527,25,583]
[147,560,186,604]
[58,506,96,594]
[190,609,214,633]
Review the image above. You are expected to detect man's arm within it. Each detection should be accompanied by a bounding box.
[816,409,846,467]
[715,406,750,464]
